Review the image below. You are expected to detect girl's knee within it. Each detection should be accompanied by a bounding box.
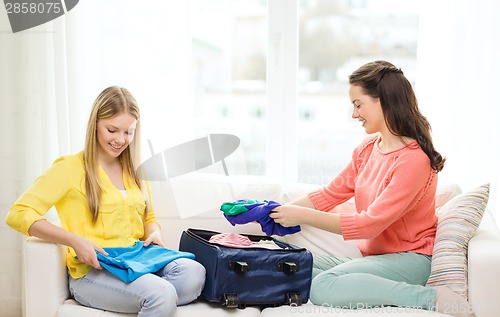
[310,273,338,306]
[176,259,206,305]
[178,258,206,286]
[187,259,206,279]
[310,275,324,305]
[143,281,178,316]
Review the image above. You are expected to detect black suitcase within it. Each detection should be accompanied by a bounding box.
[179,228,313,308]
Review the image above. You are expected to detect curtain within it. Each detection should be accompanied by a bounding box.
[0,19,70,190]
[0,11,73,228]
[0,11,72,316]
[416,0,500,223]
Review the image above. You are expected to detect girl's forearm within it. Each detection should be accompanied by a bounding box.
[300,207,342,235]
[288,194,316,208]
[28,219,80,247]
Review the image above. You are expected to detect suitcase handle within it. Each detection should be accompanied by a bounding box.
[228,261,250,272]
[277,261,299,273]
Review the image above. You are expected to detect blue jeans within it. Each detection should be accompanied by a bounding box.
[69,258,206,317]
[311,252,436,310]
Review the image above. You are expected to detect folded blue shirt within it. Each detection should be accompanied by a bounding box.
[93,241,195,283]
[221,199,301,236]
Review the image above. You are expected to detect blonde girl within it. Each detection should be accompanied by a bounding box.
[6,86,205,317]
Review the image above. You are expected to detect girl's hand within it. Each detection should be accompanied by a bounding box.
[143,230,165,247]
[269,205,305,227]
[71,236,108,270]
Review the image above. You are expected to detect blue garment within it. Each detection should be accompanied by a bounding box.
[94,241,195,283]
[221,199,301,236]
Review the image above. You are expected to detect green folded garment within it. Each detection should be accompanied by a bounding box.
[220,199,264,216]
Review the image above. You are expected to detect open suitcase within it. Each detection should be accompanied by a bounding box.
[179,228,313,308]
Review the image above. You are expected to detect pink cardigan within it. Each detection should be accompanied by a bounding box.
[308,134,437,256]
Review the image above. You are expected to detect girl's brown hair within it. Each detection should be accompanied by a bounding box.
[349,60,446,172]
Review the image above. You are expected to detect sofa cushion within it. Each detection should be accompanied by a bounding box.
[435,183,462,211]
[259,303,449,315]
[152,174,284,219]
[426,183,490,299]
[60,299,262,317]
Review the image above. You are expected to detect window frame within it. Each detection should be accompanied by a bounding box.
[266,0,299,183]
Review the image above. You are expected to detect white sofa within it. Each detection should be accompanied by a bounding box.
[22,176,500,317]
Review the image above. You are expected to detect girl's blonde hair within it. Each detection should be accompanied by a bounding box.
[83,86,147,222]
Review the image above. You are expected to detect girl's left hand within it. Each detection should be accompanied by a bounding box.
[269,205,305,227]
[143,230,166,247]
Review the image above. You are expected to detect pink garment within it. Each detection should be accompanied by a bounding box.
[208,233,283,249]
[208,233,254,248]
[308,133,438,257]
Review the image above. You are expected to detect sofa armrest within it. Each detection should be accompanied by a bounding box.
[23,237,70,317]
[468,221,500,317]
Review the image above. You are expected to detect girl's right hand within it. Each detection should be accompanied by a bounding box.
[71,236,108,270]
[26,219,109,269]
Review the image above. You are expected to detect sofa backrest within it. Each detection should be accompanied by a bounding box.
[152,174,362,257]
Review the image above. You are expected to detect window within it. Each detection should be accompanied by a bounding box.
[296,0,421,184]
[74,0,420,185]
[181,0,268,177]
[187,0,420,183]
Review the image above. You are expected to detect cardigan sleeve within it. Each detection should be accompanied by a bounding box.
[5,156,73,236]
[308,162,356,211]
[308,135,376,211]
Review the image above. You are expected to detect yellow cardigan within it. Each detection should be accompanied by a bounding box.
[6,152,158,279]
